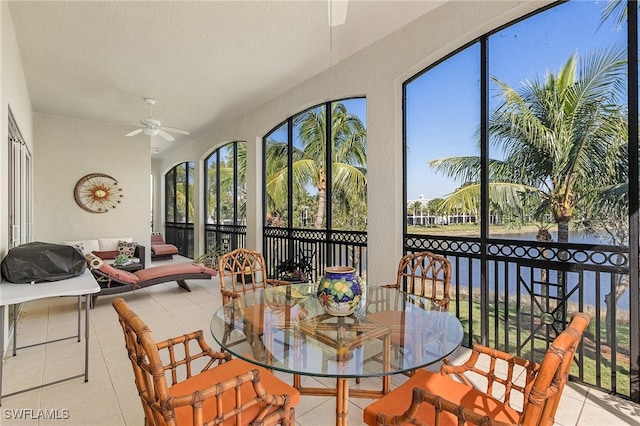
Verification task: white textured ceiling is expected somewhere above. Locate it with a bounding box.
[8,0,444,155]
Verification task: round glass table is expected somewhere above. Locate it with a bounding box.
[210,284,463,426]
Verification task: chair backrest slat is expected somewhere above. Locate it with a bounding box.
[396,251,451,309]
[218,248,270,304]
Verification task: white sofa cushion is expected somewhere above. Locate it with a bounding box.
[98,237,133,251]
[65,239,100,255]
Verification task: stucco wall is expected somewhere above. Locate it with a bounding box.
[1,0,34,351]
[153,1,551,285]
[33,114,152,263]
[1,1,34,259]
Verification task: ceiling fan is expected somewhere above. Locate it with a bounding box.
[125,98,190,142]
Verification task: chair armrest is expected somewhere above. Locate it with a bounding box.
[376,387,516,426]
[156,329,231,385]
[134,244,146,268]
[441,343,539,408]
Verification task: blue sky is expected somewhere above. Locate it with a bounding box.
[405,0,627,201]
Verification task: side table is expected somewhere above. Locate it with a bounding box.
[0,269,100,405]
[113,262,144,272]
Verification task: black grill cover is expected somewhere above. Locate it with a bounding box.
[1,242,86,283]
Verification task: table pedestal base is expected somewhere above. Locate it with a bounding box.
[293,374,390,426]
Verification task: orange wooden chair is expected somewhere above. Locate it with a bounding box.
[394,250,451,308]
[217,248,292,359]
[361,251,452,389]
[217,248,290,304]
[367,251,452,325]
[363,312,590,426]
[112,297,299,426]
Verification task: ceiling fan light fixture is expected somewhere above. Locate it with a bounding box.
[125,98,190,144]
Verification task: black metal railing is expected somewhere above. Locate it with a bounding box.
[204,224,246,255]
[164,222,194,259]
[263,227,367,282]
[262,227,635,398]
[406,234,633,398]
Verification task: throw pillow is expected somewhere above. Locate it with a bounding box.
[92,250,118,260]
[98,237,133,251]
[85,252,104,269]
[117,240,136,259]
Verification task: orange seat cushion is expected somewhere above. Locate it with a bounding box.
[168,358,300,425]
[363,369,520,426]
[151,234,166,245]
[151,244,179,255]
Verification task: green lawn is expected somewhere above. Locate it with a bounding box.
[407,223,557,236]
[453,298,630,397]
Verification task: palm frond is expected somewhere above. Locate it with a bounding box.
[436,182,534,214]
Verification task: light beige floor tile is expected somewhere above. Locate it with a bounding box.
[121,407,144,426]
[552,390,585,425]
[2,350,45,394]
[93,414,126,426]
[578,396,639,425]
[111,377,141,414]
[581,387,640,425]
[0,388,41,426]
[39,383,120,425]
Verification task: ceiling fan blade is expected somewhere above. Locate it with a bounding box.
[158,129,175,142]
[125,128,143,137]
[161,126,190,135]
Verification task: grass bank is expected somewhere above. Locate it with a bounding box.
[407,223,557,236]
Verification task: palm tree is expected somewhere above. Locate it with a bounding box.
[205,142,248,225]
[408,200,422,225]
[266,102,367,229]
[430,47,627,244]
[599,0,629,30]
[174,163,194,222]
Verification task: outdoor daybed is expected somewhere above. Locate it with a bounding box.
[89,261,216,306]
[150,234,179,260]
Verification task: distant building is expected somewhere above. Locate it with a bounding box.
[406,194,478,226]
[406,194,431,226]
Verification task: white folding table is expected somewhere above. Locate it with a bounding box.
[0,269,100,405]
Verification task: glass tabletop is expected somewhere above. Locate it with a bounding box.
[210,283,463,379]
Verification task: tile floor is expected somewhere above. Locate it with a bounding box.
[1,256,639,425]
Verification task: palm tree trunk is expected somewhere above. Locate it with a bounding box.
[315,188,326,229]
[556,219,570,321]
[557,220,570,244]
[536,227,553,283]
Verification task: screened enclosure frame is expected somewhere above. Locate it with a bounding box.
[203,141,247,256]
[164,161,195,258]
[262,98,368,281]
[402,0,640,402]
